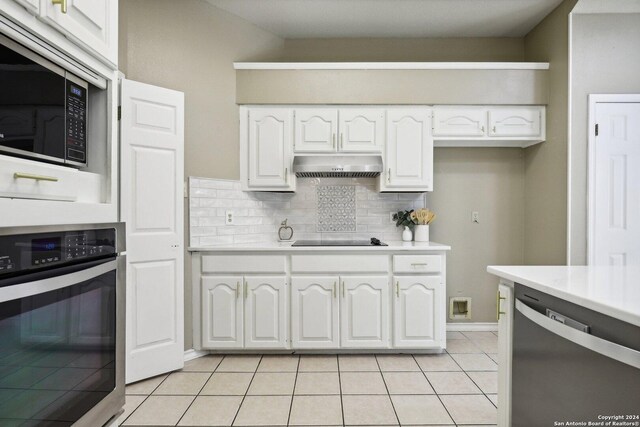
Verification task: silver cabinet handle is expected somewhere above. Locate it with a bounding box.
[387,168,391,184]
[341,280,345,298]
[411,263,428,266]
[285,167,288,183]
[236,281,240,299]
[244,281,248,298]
[515,299,640,369]
[340,133,344,150]
[396,281,399,298]
[481,125,485,133]
[14,172,59,182]
[333,281,337,298]
[332,133,336,149]
[492,126,497,133]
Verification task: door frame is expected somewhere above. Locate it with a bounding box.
[587,94,640,264]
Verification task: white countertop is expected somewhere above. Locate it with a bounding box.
[487,265,640,327]
[189,241,451,252]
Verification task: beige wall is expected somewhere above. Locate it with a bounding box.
[281,38,524,62]
[119,0,284,349]
[236,69,548,105]
[568,12,640,264]
[278,38,527,323]
[522,0,577,265]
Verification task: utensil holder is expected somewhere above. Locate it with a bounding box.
[414,225,429,242]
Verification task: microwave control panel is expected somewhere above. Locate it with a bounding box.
[65,80,87,166]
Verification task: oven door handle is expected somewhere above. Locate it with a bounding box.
[0,259,117,302]
[515,299,640,369]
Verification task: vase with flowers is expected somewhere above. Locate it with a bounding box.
[393,208,436,242]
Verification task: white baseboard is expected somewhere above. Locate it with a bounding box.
[447,322,498,332]
[184,348,208,362]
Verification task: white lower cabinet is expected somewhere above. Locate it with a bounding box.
[201,276,243,348]
[393,276,443,348]
[197,252,448,352]
[244,276,288,349]
[341,276,390,348]
[291,276,340,348]
[497,282,514,427]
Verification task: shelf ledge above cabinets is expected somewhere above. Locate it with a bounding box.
[233,62,550,70]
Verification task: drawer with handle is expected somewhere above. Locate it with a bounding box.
[0,156,79,201]
[393,255,442,273]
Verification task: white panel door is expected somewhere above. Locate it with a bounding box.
[201,276,243,349]
[291,276,339,349]
[42,0,118,65]
[591,102,640,266]
[121,79,184,383]
[338,108,384,152]
[245,276,288,349]
[488,106,542,137]
[393,276,442,348]
[341,276,389,348]
[433,107,487,137]
[385,108,433,189]
[294,108,338,152]
[248,108,294,189]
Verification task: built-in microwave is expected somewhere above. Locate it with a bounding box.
[0,34,88,167]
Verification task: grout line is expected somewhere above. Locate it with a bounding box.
[413,354,457,425]
[337,355,346,427]
[121,370,175,426]
[286,355,301,426]
[174,359,220,426]
[230,355,263,427]
[374,354,401,426]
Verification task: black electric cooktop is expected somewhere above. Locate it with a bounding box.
[292,238,387,247]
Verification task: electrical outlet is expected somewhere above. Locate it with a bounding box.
[472,211,480,223]
[225,210,234,225]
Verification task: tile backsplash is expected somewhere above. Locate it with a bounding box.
[189,177,426,247]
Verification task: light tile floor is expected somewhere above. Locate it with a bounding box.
[118,331,498,426]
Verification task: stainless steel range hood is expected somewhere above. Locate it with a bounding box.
[292,155,383,178]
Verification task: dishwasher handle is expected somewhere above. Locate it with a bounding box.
[515,299,640,369]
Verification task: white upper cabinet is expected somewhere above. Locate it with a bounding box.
[338,108,385,152]
[291,276,340,349]
[201,276,243,349]
[433,107,487,137]
[383,108,433,191]
[489,106,543,137]
[433,105,546,147]
[244,276,288,349]
[393,276,443,348]
[341,276,389,348]
[247,108,294,190]
[294,108,338,152]
[42,0,118,66]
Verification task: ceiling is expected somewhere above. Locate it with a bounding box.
[205,0,565,39]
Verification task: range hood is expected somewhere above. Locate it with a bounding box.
[292,155,383,178]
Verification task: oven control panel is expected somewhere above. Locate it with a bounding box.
[0,228,116,275]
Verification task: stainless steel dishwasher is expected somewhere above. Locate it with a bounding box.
[513,284,640,426]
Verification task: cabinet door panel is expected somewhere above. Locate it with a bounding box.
[201,276,243,349]
[42,0,118,65]
[339,109,384,152]
[248,108,293,189]
[393,276,443,348]
[245,276,287,349]
[341,276,389,348]
[291,276,339,348]
[489,107,542,137]
[294,109,337,152]
[385,109,433,189]
[433,107,487,137]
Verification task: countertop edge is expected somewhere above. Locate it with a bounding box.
[487,266,640,328]
[188,241,451,252]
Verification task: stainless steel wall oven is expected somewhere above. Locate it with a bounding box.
[0,223,125,426]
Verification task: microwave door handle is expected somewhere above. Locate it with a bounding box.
[0,259,116,302]
[515,299,640,369]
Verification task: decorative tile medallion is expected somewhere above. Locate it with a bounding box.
[316,185,357,232]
